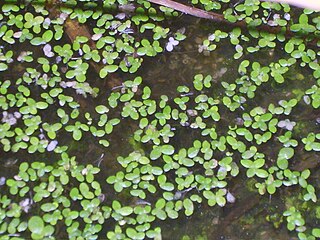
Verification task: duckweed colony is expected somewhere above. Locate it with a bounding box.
[0,0,319,239]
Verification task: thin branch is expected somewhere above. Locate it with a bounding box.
[148,0,226,21]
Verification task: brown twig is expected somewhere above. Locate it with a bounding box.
[149,0,228,22]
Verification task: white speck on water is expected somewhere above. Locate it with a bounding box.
[166,37,179,52]
[278,119,296,131]
[92,33,102,41]
[47,140,58,152]
[227,191,236,203]
[43,44,54,57]
[0,177,5,186]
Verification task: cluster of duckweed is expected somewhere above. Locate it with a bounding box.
[0,0,320,239]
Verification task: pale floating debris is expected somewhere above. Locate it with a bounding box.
[60,81,77,88]
[198,44,209,55]
[59,13,69,21]
[187,109,198,117]
[210,159,218,168]
[190,123,198,129]
[267,14,281,27]
[115,13,126,20]
[303,95,311,105]
[235,117,244,126]
[14,111,21,119]
[208,34,215,41]
[13,31,22,38]
[135,199,151,206]
[180,122,190,127]
[17,51,28,62]
[273,14,280,20]
[132,85,138,93]
[278,119,296,131]
[0,177,5,186]
[2,111,21,125]
[120,28,134,34]
[43,44,54,57]
[47,140,58,152]
[19,198,32,213]
[166,37,179,52]
[119,4,136,13]
[43,17,51,27]
[98,193,106,203]
[42,73,48,81]
[38,133,45,140]
[180,92,194,97]
[267,20,278,27]
[22,135,29,142]
[220,67,228,75]
[92,33,102,41]
[284,13,291,21]
[218,166,227,176]
[43,44,51,52]
[56,56,62,63]
[81,167,88,175]
[226,191,236,203]
[8,118,17,125]
[14,175,22,181]
[173,187,195,200]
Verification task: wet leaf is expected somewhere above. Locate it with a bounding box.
[183,198,194,216]
[278,147,294,160]
[28,216,44,235]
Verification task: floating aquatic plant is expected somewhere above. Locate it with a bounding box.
[0,0,319,239]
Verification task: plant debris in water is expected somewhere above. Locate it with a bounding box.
[0,0,319,239]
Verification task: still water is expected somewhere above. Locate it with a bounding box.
[0,2,319,240]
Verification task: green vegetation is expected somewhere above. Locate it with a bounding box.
[0,0,319,239]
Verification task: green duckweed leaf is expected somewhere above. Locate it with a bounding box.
[28,216,44,235]
[79,182,94,199]
[183,198,194,216]
[100,65,118,78]
[161,145,175,155]
[278,147,294,160]
[117,206,133,216]
[0,63,8,71]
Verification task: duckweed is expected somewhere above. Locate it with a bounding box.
[0,0,320,239]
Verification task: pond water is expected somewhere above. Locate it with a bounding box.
[133,19,319,240]
[0,1,319,240]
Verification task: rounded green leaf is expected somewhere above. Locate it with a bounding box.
[183,198,194,216]
[100,65,118,78]
[161,145,174,155]
[117,206,133,216]
[278,147,294,160]
[73,129,82,141]
[28,216,44,234]
[0,63,8,71]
